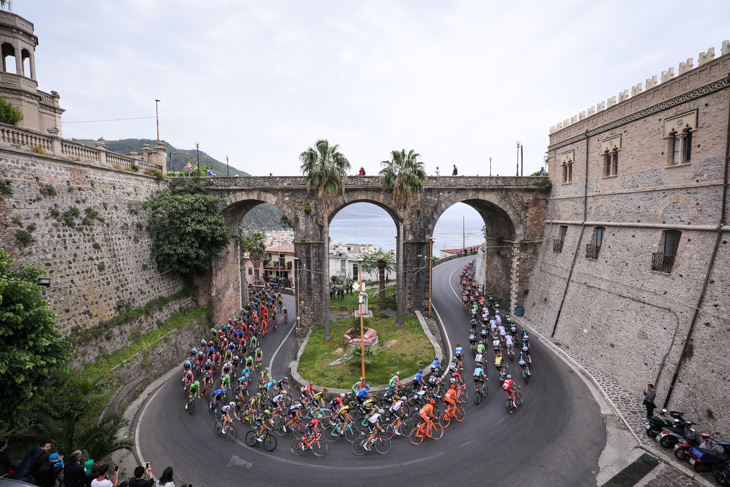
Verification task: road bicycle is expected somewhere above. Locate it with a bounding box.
[410,419,444,445]
[474,381,488,405]
[381,415,414,439]
[352,429,392,455]
[185,393,196,415]
[439,403,465,428]
[505,391,523,414]
[245,428,277,452]
[324,418,361,443]
[290,433,328,456]
[521,364,531,385]
[275,415,305,438]
[214,419,238,442]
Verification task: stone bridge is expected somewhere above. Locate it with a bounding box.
[187,175,549,338]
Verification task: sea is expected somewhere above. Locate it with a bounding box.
[330,202,484,256]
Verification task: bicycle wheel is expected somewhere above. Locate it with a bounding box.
[375,437,391,455]
[398,419,415,438]
[516,392,523,407]
[311,438,327,457]
[380,423,394,440]
[429,422,444,440]
[455,406,466,422]
[410,426,425,445]
[352,439,368,456]
[214,421,223,436]
[344,424,360,443]
[460,388,469,401]
[474,391,482,405]
[324,425,339,443]
[245,430,258,447]
[506,399,515,414]
[263,434,277,452]
[283,394,292,407]
[273,418,287,437]
[290,438,305,456]
[187,400,195,415]
[226,425,238,442]
[291,422,304,439]
[439,412,451,429]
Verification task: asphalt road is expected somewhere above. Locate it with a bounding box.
[137,257,606,486]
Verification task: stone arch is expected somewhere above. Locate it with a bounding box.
[220,189,296,233]
[327,190,401,226]
[427,191,522,241]
[1,42,16,74]
[590,199,616,221]
[654,195,698,223]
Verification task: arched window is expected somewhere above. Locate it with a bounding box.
[1,43,17,74]
[21,48,32,78]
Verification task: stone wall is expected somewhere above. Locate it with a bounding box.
[0,148,185,333]
[524,52,730,433]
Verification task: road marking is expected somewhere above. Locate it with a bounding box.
[430,260,462,379]
[135,383,166,466]
[227,455,253,468]
[269,300,297,372]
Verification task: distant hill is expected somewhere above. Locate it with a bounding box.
[335,202,390,219]
[72,138,250,177]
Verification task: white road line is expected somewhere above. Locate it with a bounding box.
[268,312,296,372]
[430,261,462,379]
[135,383,166,466]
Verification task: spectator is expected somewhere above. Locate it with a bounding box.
[14,439,51,481]
[31,452,56,487]
[435,166,440,176]
[155,467,175,487]
[206,166,213,177]
[85,462,101,487]
[358,167,366,175]
[0,438,17,478]
[539,166,546,176]
[129,465,155,487]
[49,452,65,486]
[91,464,119,487]
[64,450,86,487]
[643,384,656,419]
[452,164,458,176]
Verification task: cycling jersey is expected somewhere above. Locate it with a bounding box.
[477,343,486,353]
[368,412,381,425]
[356,388,369,399]
[455,346,463,356]
[389,400,403,413]
[272,394,284,403]
[221,405,232,415]
[189,383,200,394]
[413,373,423,382]
[505,336,514,347]
[473,367,484,377]
[468,333,476,342]
[389,376,399,388]
[475,353,483,364]
[503,379,515,392]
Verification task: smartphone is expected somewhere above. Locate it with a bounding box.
[145,463,149,469]
[114,466,119,473]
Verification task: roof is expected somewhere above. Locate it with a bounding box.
[266,243,295,254]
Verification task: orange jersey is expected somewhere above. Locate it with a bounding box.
[419,403,434,416]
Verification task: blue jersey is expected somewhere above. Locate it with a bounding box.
[213,389,224,399]
[432,359,440,369]
[208,346,215,355]
[357,388,369,398]
[473,367,484,376]
[414,373,423,382]
[455,346,463,356]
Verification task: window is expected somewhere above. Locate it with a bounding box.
[254,269,259,280]
[604,150,618,176]
[560,225,568,242]
[671,131,692,165]
[664,111,697,166]
[652,231,681,273]
[586,226,605,260]
[559,150,574,184]
[553,225,567,252]
[248,267,252,275]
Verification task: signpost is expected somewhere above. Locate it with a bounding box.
[186,161,193,176]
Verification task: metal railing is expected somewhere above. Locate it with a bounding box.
[553,239,563,253]
[585,243,600,260]
[651,252,675,274]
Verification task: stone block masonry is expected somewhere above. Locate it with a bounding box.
[0,148,185,333]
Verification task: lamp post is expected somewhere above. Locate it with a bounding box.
[195,142,200,177]
[294,257,301,335]
[429,239,433,318]
[516,141,521,176]
[155,99,160,146]
[225,155,229,177]
[358,259,365,378]
[489,156,492,177]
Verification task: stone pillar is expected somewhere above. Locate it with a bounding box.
[29,52,35,80]
[509,242,521,314]
[156,143,168,175]
[483,236,512,306]
[95,138,107,166]
[404,240,430,313]
[295,240,328,336]
[14,42,22,76]
[209,236,242,325]
[395,222,405,327]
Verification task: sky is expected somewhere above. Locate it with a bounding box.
[16,0,730,177]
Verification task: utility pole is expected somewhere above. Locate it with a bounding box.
[516,141,521,176]
[429,239,433,318]
[358,259,365,378]
[195,142,200,176]
[226,155,229,177]
[489,156,492,177]
[521,144,524,176]
[462,216,465,253]
[294,257,300,335]
[155,99,160,146]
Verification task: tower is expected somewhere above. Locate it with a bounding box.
[0,9,63,134]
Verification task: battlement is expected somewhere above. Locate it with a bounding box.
[549,40,730,135]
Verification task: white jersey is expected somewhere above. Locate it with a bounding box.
[368,412,382,424]
[505,335,514,347]
[493,338,501,349]
[389,400,403,413]
[475,353,483,363]
[499,326,506,337]
[482,309,489,320]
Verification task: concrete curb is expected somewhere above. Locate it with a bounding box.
[289,311,442,397]
[513,315,713,487]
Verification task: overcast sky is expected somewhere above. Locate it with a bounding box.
[17,0,730,177]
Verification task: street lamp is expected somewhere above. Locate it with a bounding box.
[358,258,365,378]
[155,99,161,146]
[516,141,521,176]
[195,142,200,177]
[489,156,492,177]
[225,155,229,177]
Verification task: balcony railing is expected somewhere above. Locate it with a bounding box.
[651,252,675,274]
[585,243,600,260]
[553,239,563,253]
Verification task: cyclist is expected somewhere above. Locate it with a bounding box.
[312,388,328,409]
[231,354,240,375]
[427,373,442,398]
[505,333,515,357]
[304,418,320,443]
[477,340,486,355]
[474,350,484,370]
[473,365,487,392]
[443,385,459,412]
[479,325,489,342]
[183,368,194,394]
[277,376,290,393]
[492,335,501,353]
[203,368,213,396]
[283,307,288,323]
[186,381,200,409]
[521,342,532,363]
[245,354,254,370]
[519,351,531,376]
[388,395,407,421]
[503,375,520,408]
[468,331,477,352]
[195,349,205,370]
[284,401,303,433]
[351,377,366,396]
[329,393,345,414]
[213,349,222,369]
[388,372,402,393]
[413,370,424,392]
[363,408,384,451]
[431,357,441,373]
[222,361,232,378]
[254,409,273,441]
[356,384,371,404]
[418,398,437,426]
[235,385,246,407]
[221,401,239,434]
[254,347,263,368]
[220,373,231,391]
[212,388,226,408]
[454,345,464,368]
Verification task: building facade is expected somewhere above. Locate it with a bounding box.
[523,42,730,432]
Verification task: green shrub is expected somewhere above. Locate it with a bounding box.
[39,184,57,196]
[97,263,106,272]
[15,229,34,244]
[0,96,23,126]
[102,202,108,210]
[26,223,36,232]
[47,208,60,219]
[93,242,101,250]
[152,170,165,182]
[11,216,21,226]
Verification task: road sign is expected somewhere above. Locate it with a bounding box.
[186,161,193,175]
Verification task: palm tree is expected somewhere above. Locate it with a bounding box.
[78,414,135,462]
[300,139,351,340]
[360,249,395,311]
[379,149,427,209]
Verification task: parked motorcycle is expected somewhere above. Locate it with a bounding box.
[687,441,730,473]
[656,419,697,449]
[715,462,730,486]
[644,410,685,439]
[674,433,715,461]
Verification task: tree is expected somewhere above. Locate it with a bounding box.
[379,149,427,209]
[76,414,135,461]
[300,139,351,340]
[238,229,267,305]
[0,248,69,431]
[0,96,23,126]
[147,188,230,276]
[360,249,395,311]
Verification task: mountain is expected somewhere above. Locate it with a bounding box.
[334,202,390,219]
[72,138,250,177]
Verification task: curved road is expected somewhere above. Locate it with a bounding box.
[137,257,606,486]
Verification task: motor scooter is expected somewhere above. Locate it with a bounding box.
[687,441,730,473]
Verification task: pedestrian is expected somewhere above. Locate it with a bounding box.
[358,167,366,175]
[206,166,213,177]
[64,451,86,487]
[155,467,175,487]
[129,465,155,487]
[539,166,546,176]
[91,464,119,487]
[0,438,17,478]
[14,439,51,482]
[31,452,56,487]
[643,384,656,418]
[435,166,440,176]
[452,164,458,176]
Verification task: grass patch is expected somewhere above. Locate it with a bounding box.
[78,305,212,386]
[298,313,432,389]
[330,284,397,311]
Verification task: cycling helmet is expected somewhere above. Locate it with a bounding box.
[506,375,512,379]
[229,402,236,407]
[191,348,197,354]
[418,369,423,374]
[264,409,271,415]
[434,357,439,361]
[256,392,262,398]
[339,393,346,398]
[401,396,406,401]
[365,384,370,389]
[360,377,365,381]
[396,371,401,376]
[312,419,319,426]
[322,388,328,393]
[429,398,436,404]
[283,377,288,381]
[309,380,313,385]
[378,408,384,414]
[208,341,213,346]
[193,380,200,386]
